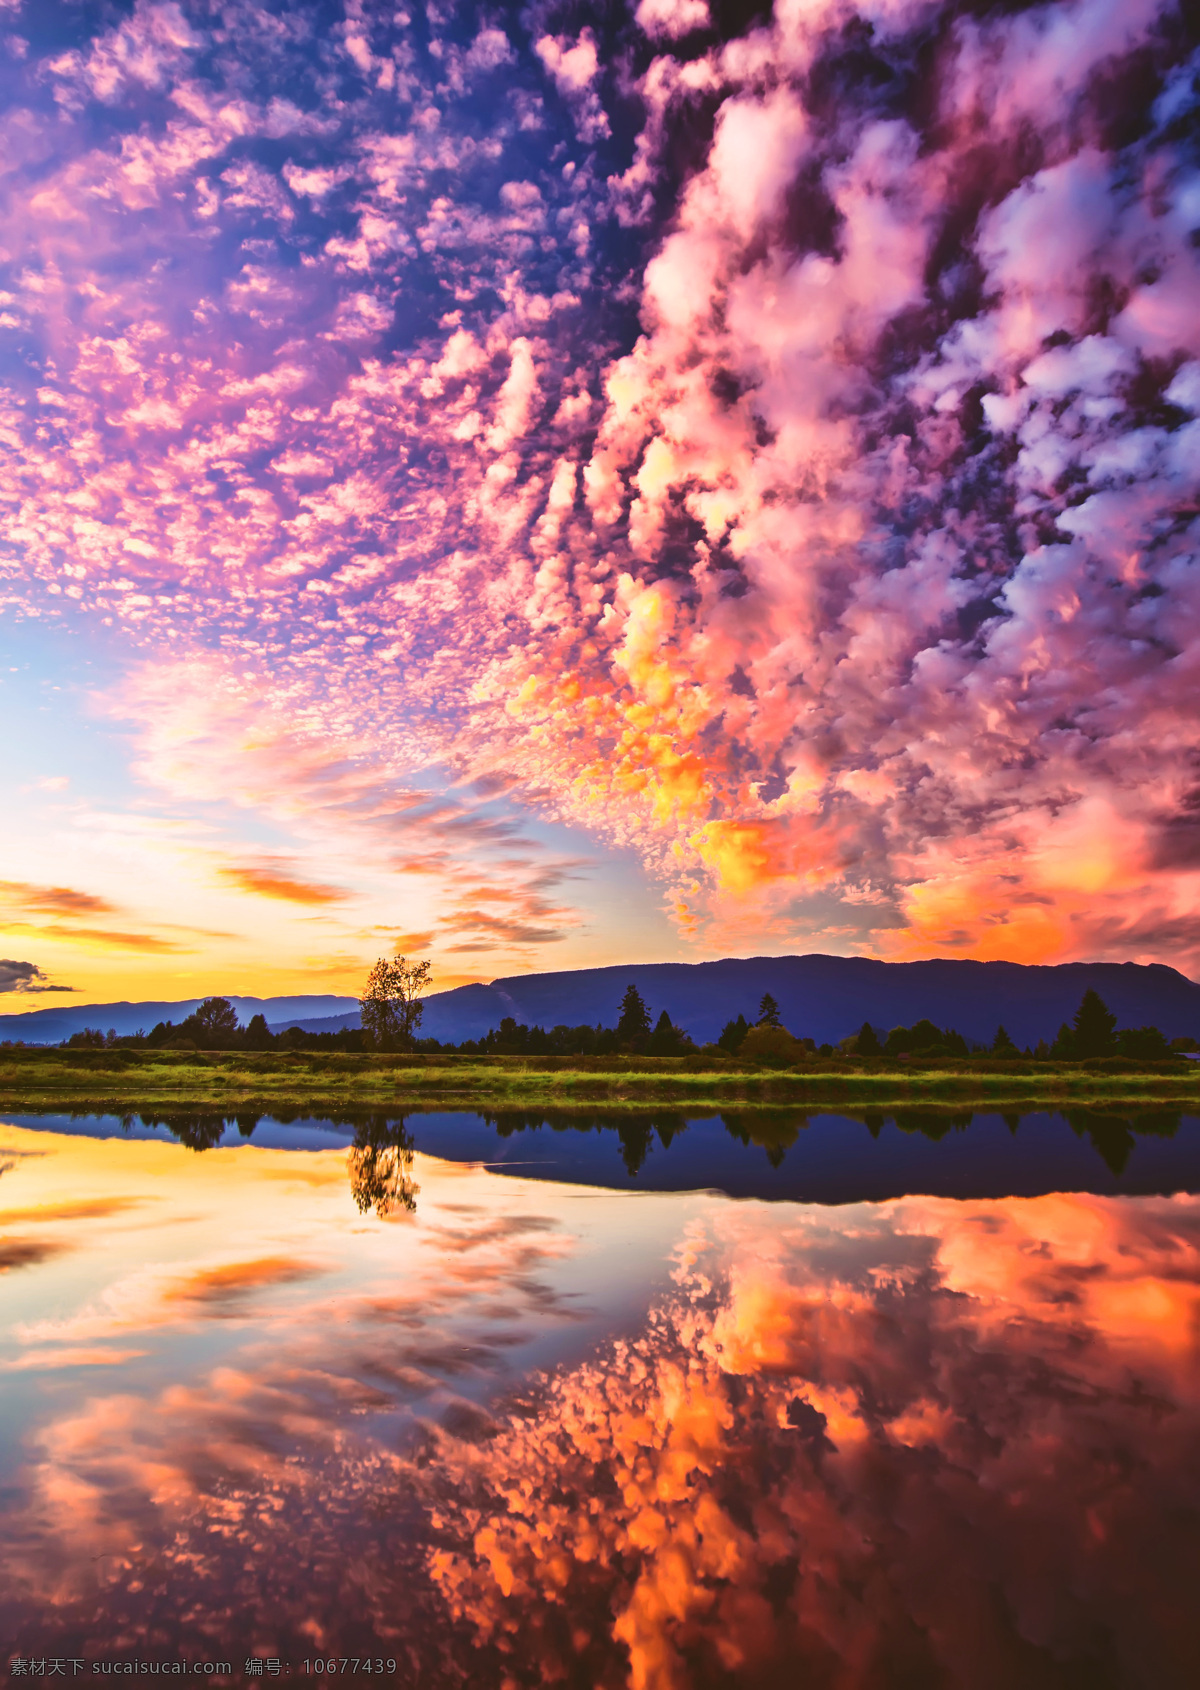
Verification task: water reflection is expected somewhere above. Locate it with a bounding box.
[488,1109,693,1177]
[348,1115,419,1216]
[472,1101,1199,1197]
[1062,1105,1180,1174]
[7,1102,1200,1207]
[422,1195,1200,1689]
[0,1117,1196,1686]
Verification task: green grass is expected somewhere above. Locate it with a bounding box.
[2,1046,1198,1115]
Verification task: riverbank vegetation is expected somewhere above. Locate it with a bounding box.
[2,1044,1198,1115]
[3,978,1196,1119]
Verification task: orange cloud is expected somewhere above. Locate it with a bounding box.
[0,880,118,916]
[0,921,192,954]
[218,860,349,905]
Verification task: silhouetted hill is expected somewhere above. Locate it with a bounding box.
[0,994,359,1044]
[416,957,1200,1047]
[281,957,1200,1049]
[6,958,1200,1049]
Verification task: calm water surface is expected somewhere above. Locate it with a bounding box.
[2,1107,1198,1688]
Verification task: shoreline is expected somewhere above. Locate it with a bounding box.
[2,1049,1198,1114]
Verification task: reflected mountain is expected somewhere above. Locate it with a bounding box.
[5,1101,1199,1206]
[468,1103,1192,1198]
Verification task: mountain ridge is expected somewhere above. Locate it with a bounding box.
[6,957,1200,1048]
[0,994,359,1044]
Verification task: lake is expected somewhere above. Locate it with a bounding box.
[2,1106,1197,1687]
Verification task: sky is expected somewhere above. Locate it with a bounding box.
[0,0,1198,1008]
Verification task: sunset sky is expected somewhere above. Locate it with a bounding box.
[2,0,1199,1008]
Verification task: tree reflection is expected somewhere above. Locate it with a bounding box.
[720,1111,806,1165]
[347,1115,419,1217]
[606,1114,690,1175]
[481,1109,689,1176]
[888,1106,974,1139]
[1064,1108,1181,1176]
[13,1099,1192,1192]
[146,1112,228,1151]
[616,1116,655,1176]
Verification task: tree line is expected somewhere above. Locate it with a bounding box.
[835,988,1189,1061]
[60,996,277,1051]
[50,972,1196,1063]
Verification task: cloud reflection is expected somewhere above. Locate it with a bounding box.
[1,1124,1196,1683]
[424,1194,1200,1688]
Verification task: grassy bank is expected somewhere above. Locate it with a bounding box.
[2,1046,1199,1114]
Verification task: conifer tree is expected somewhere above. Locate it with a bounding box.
[758,992,782,1026]
[1070,990,1117,1058]
[648,1009,688,1056]
[717,1014,749,1054]
[243,1013,274,1050]
[617,983,651,1039]
[856,1020,882,1057]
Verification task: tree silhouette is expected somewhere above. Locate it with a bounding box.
[884,1019,968,1058]
[758,992,782,1026]
[1065,1109,1134,1176]
[648,1009,689,1055]
[1071,990,1117,1058]
[617,984,651,1039]
[991,1025,1018,1055]
[194,998,240,1038]
[856,1021,882,1057]
[1116,1024,1172,1059]
[243,1013,274,1049]
[718,1014,749,1053]
[359,956,432,1049]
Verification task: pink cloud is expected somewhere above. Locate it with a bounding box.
[635,0,711,40]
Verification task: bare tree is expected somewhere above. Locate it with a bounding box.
[359,956,432,1050]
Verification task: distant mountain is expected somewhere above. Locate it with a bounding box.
[269,956,1200,1050]
[413,957,1200,1048]
[6,957,1200,1049]
[0,995,359,1045]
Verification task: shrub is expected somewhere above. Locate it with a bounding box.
[739,1024,804,1062]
